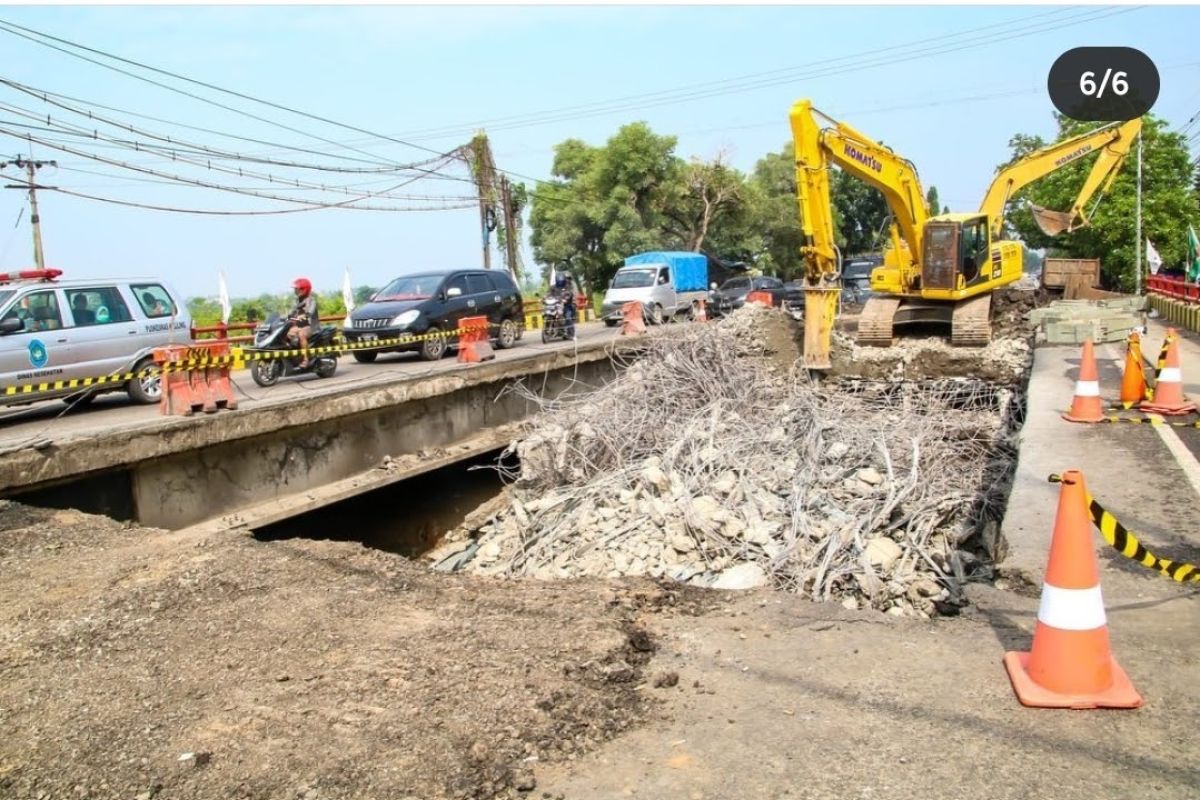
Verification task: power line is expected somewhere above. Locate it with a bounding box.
[0,78,456,175]
[0,17,456,170]
[0,127,478,209]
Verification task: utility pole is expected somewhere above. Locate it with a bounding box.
[1135,132,1143,296]
[1,156,57,270]
[500,175,518,282]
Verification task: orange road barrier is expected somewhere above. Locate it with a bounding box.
[1062,339,1105,423]
[154,341,237,416]
[1003,470,1142,709]
[457,315,495,363]
[620,301,647,336]
[745,291,774,308]
[1118,331,1148,409]
[1139,328,1196,415]
[694,299,708,323]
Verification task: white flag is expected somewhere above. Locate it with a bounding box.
[1147,238,1163,275]
[217,270,232,324]
[342,267,355,314]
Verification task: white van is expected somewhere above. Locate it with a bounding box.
[0,270,191,406]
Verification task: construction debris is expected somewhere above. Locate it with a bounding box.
[1029,297,1147,344]
[434,306,1022,618]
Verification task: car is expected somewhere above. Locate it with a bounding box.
[706,276,788,318]
[0,269,191,406]
[840,255,882,304]
[342,269,524,362]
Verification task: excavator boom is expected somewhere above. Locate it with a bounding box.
[980,118,1142,238]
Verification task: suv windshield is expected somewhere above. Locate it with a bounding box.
[0,290,13,310]
[720,278,750,291]
[612,269,656,289]
[374,275,443,302]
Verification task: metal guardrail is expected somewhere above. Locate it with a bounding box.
[1146,275,1200,303]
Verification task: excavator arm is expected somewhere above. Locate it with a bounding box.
[788,99,931,368]
[979,118,1142,238]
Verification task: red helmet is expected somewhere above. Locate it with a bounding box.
[292,277,312,294]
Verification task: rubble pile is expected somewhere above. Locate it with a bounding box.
[830,330,1033,384]
[433,306,1021,617]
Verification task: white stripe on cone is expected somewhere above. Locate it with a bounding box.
[1074,380,1100,397]
[1158,367,1182,383]
[1037,583,1107,631]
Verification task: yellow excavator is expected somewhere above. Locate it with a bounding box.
[788,98,1142,368]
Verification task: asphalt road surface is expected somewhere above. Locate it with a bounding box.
[0,321,620,448]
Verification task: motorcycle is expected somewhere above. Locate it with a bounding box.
[247,312,340,387]
[540,295,574,343]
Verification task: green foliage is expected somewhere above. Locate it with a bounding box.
[925,186,940,218]
[185,285,377,329]
[1004,114,1199,290]
[529,123,762,291]
[831,167,888,255]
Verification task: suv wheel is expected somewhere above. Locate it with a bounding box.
[496,318,518,349]
[420,327,448,361]
[126,357,162,404]
[352,350,378,364]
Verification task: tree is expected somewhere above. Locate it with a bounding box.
[662,152,750,252]
[925,186,940,218]
[1004,113,1200,290]
[746,143,805,279]
[831,168,889,255]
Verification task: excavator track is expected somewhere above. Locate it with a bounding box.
[856,297,900,347]
[950,293,992,347]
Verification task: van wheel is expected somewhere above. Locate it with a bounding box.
[127,358,162,404]
[648,304,664,325]
[352,350,378,364]
[420,327,447,361]
[604,318,619,328]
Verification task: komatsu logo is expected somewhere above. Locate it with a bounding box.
[843,144,882,173]
[1054,144,1093,167]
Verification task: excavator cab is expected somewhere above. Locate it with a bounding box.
[920,215,992,291]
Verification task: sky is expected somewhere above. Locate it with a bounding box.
[0,3,1196,301]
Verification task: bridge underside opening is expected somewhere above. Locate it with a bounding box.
[251,448,513,557]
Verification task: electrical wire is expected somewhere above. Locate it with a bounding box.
[0,17,456,170]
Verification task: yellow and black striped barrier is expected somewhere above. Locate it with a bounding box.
[1049,473,1200,584]
[1098,414,1200,427]
[1,325,477,399]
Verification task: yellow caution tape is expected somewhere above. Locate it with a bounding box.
[1048,474,1200,584]
[1,324,481,398]
[1097,414,1200,428]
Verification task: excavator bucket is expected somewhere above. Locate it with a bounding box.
[803,287,839,370]
[1030,204,1077,237]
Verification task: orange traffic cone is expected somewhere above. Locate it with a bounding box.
[1139,329,1195,415]
[694,299,708,323]
[1118,331,1148,409]
[1062,339,1105,423]
[620,300,647,336]
[1003,470,1142,709]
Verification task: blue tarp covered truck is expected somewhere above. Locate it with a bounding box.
[600,251,711,326]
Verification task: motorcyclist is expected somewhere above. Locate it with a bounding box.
[551,273,576,339]
[288,277,319,368]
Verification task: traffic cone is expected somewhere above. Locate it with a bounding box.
[1003,470,1142,709]
[1118,331,1148,409]
[1139,329,1195,415]
[694,299,708,323]
[1062,339,1105,423]
[620,300,646,336]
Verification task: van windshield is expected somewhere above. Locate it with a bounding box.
[612,269,656,289]
[374,275,441,302]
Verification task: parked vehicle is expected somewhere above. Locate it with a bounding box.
[342,269,524,362]
[600,251,709,326]
[0,269,190,406]
[707,276,788,318]
[840,255,882,304]
[245,312,339,386]
[540,295,572,343]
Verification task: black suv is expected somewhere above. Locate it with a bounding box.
[343,269,524,362]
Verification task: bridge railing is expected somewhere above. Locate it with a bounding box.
[1146,275,1200,303]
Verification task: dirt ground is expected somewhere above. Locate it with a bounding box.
[2,500,1197,800]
